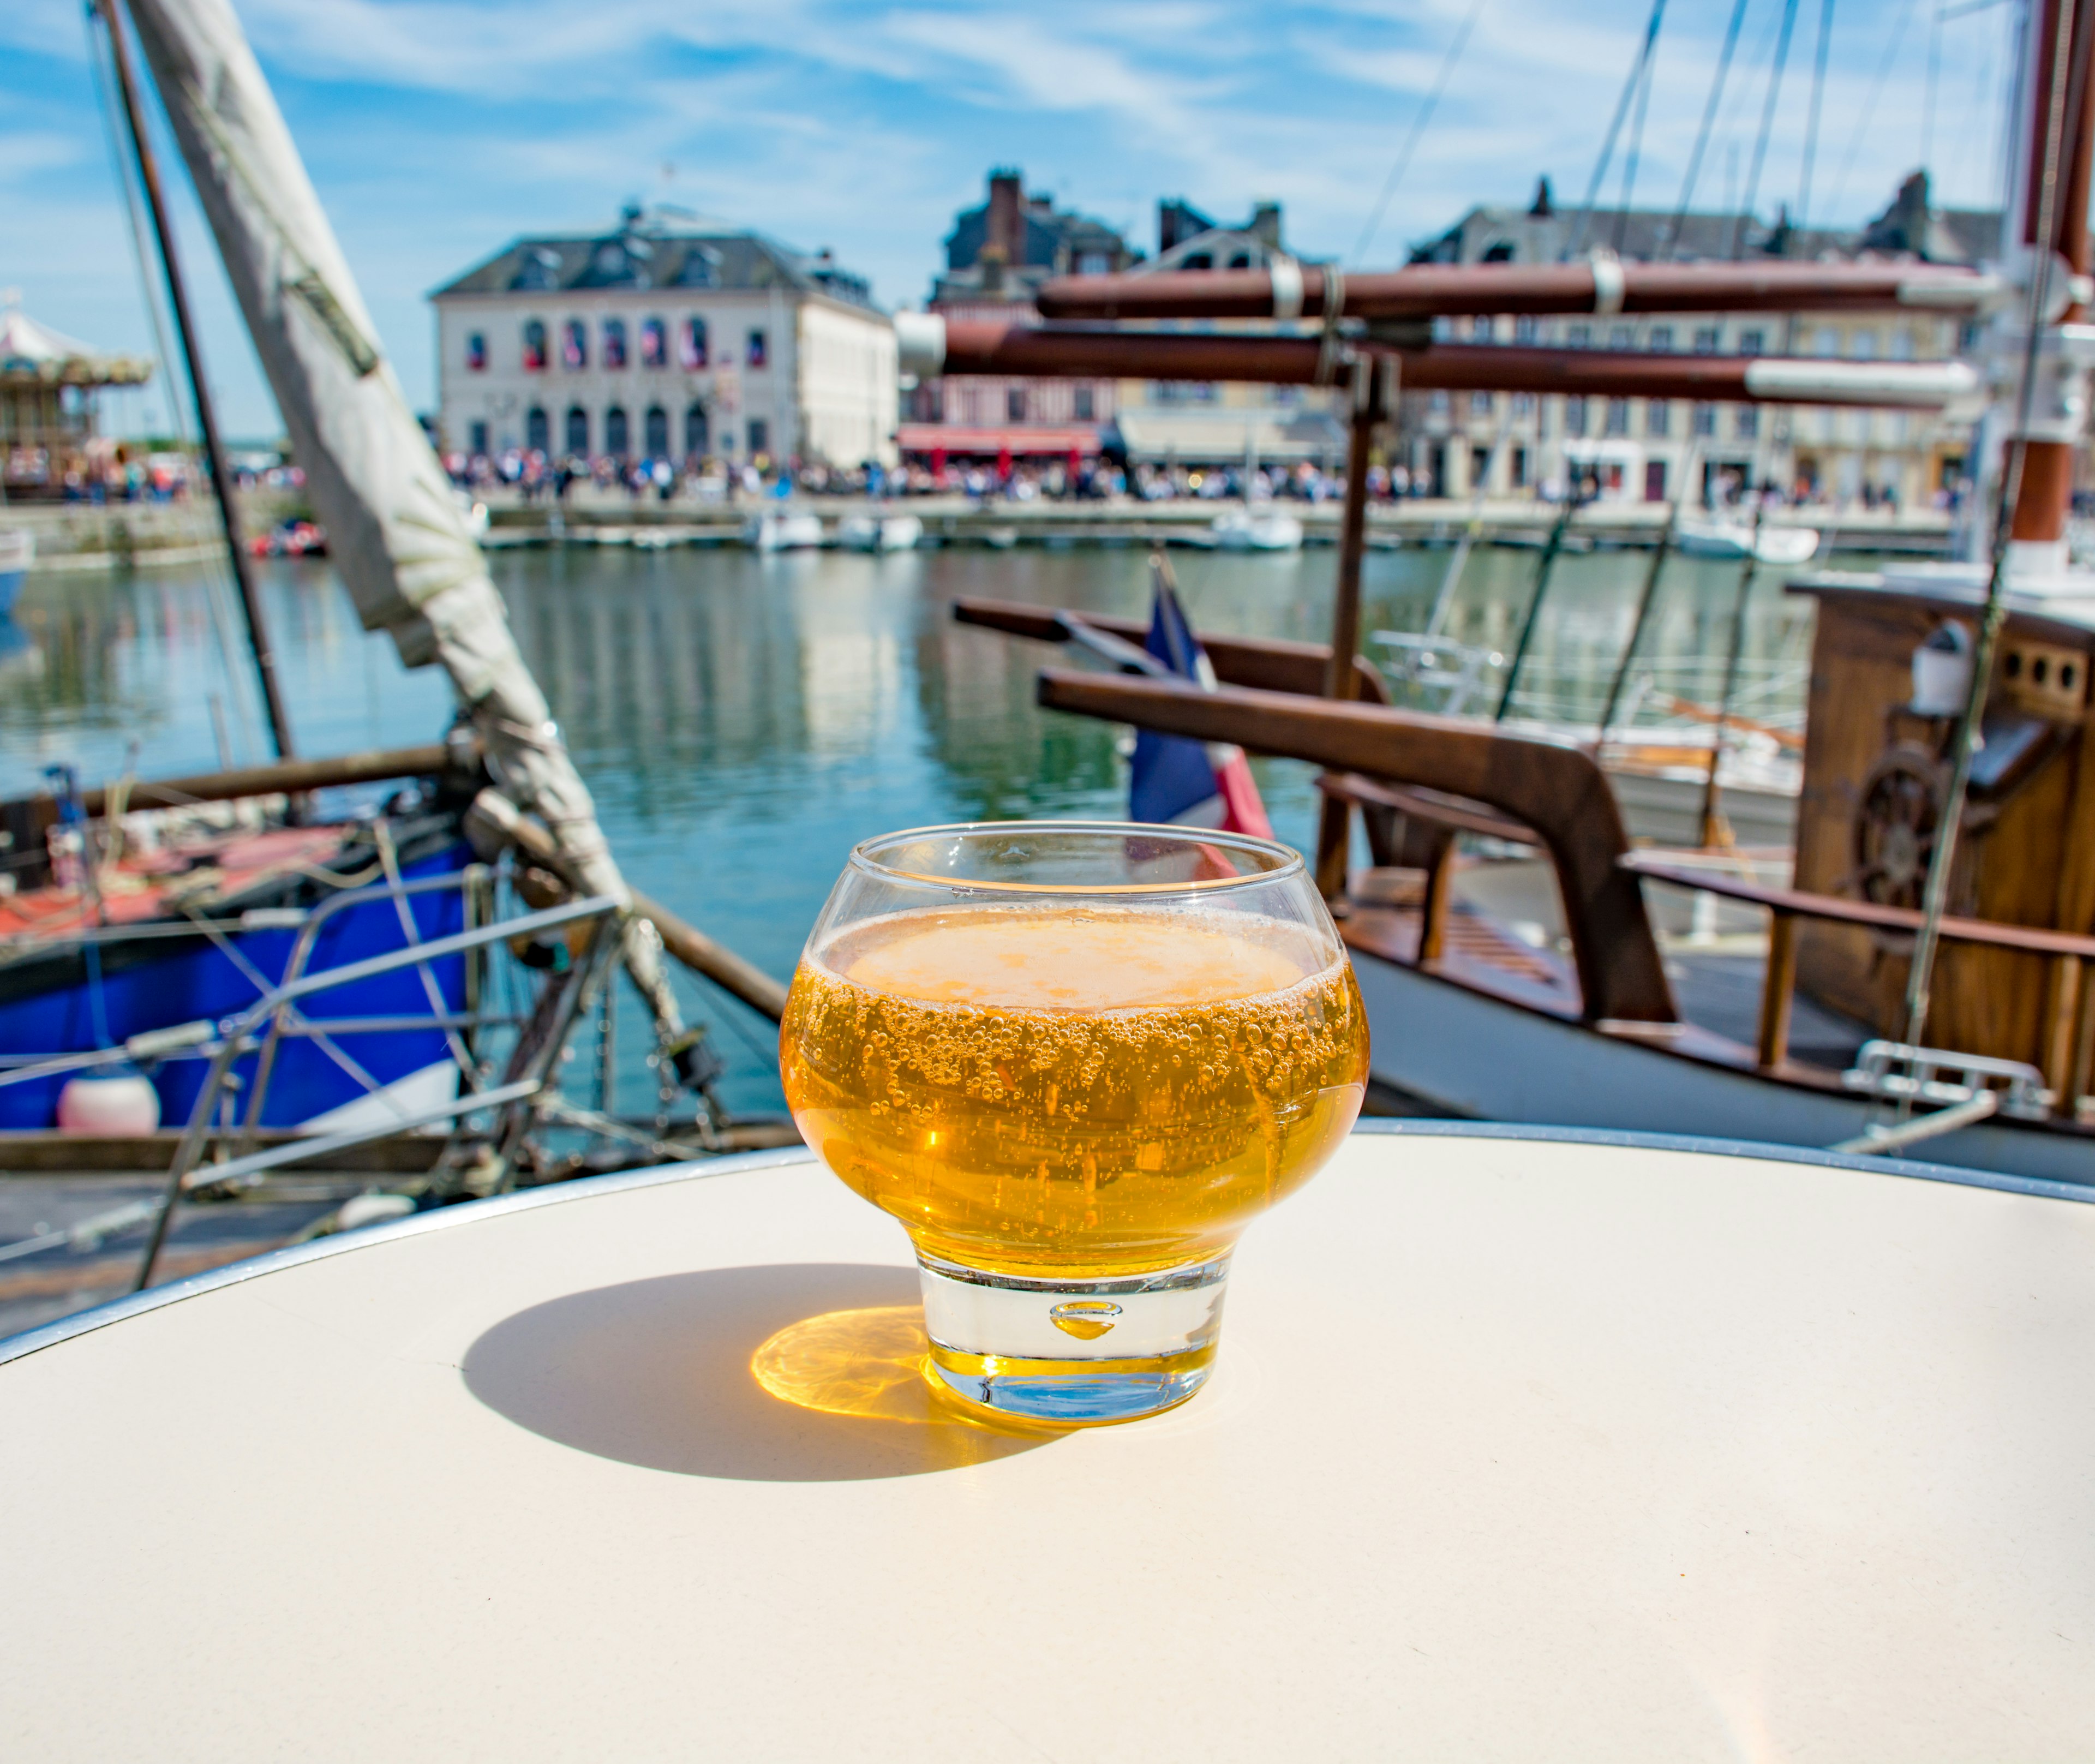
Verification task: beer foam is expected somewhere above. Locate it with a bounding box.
[825,908,1320,1010]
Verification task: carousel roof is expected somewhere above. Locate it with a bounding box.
[0,304,153,387]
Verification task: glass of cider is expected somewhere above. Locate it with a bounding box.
[780,822,1369,1425]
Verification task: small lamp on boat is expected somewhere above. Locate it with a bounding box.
[1912,621,1974,717]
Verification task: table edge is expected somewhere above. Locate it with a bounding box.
[2,1126,2085,1370]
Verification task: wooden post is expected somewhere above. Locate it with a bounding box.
[1418,832,1459,966]
[2040,953,2084,1102]
[1757,908,1800,1069]
[1315,359,1387,906]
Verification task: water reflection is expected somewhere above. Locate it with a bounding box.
[0,540,1835,1113]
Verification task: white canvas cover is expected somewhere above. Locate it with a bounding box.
[123,0,687,1044]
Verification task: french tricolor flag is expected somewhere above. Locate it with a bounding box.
[1128,583,1274,839]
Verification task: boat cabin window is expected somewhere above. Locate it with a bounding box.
[565,405,589,455]
[604,405,629,456]
[522,319,547,372]
[747,328,768,369]
[682,318,709,369]
[645,404,669,458]
[466,332,487,372]
[641,318,667,368]
[603,319,628,369]
[562,319,588,370]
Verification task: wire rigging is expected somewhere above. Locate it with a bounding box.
[1795,0,1837,230]
[1824,0,1920,224]
[1352,0,1491,264]
[1612,23,1661,253]
[1567,0,1669,260]
[1728,0,1802,258]
[1663,0,1752,258]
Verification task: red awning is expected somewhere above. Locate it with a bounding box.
[896,424,1100,457]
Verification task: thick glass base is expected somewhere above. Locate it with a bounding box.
[915,1251,1231,1425]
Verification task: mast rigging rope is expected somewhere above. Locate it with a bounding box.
[1567,0,1669,261]
[1729,0,1802,259]
[1663,0,1752,259]
[1352,0,1491,264]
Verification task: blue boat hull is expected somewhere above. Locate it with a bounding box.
[0,842,470,1131]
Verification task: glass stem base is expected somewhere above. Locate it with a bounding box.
[915,1251,1232,1424]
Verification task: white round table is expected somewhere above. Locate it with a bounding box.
[4,1126,2093,1759]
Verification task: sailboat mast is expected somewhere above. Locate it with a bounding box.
[92,0,296,760]
[2006,0,2095,556]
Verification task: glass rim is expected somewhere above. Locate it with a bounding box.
[845,820,1306,896]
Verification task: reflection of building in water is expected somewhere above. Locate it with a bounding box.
[1,298,153,498]
[1397,172,1996,509]
[432,206,895,469]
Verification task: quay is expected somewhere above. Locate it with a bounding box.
[7,488,1959,569]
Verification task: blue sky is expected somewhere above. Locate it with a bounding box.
[2,0,2021,436]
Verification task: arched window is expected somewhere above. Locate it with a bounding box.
[1226,252,1252,270]
[681,317,708,369]
[640,317,667,369]
[644,405,669,458]
[565,405,589,456]
[522,320,547,372]
[602,318,627,369]
[526,405,549,452]
[466,332,487,371]
[562,319,588,370]
[1481,241,1516,262]
[604,405,630,456]
[684,402,709,458]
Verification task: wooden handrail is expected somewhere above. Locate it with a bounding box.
[1035,668,1674,1024]
[953,596,1391,705]
[1620,852,2095,961]
[1317,772,1539,846]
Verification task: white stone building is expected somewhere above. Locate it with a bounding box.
[431,208,896,468]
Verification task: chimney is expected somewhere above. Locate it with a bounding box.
[987,169,1024,266]
[1248,201,1283,250]
[1530,176,1554,218]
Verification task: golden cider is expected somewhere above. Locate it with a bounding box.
[780,906,1369,1275]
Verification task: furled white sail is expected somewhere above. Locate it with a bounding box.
[122,0,688,1049]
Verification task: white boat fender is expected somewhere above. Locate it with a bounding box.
[334,1193,418,1232]
[56,1071,161,1137]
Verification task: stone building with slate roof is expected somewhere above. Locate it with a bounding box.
[1397,173,1999,510]
[431,207,896,468]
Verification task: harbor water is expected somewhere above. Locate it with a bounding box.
[0,539,1839,1115]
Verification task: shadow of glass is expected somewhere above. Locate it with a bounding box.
[462,1261,1066,1482]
